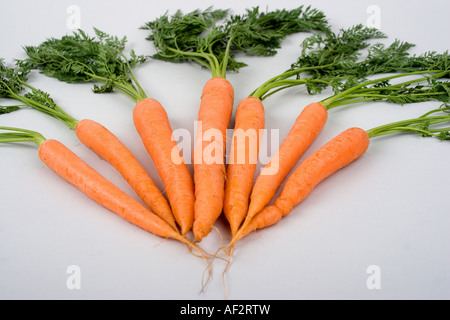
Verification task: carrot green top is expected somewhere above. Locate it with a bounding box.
[22,29,148,103]
[0,59,79,129]
[141,6,330,78]
[365,105,450,140]
[248,24,450,108]
[0,126,46,146]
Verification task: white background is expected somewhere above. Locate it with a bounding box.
[0,0,449,300]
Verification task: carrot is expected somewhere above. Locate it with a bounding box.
[75,119,178,231]
[233,31,450,238]
[20,32,189,232]
[223,97,265,236]
[192,77,234,241]
[142,6,330,241]
[0,60,178,232]
[0,127,206,254]
[232,206,283,244]
[232,106,450,243]
[133,98,195,235]
[229,127,369,246]
[275,127,369,215]
[237,102,328,234]
[39,138,185,239]
[0,126,214,289]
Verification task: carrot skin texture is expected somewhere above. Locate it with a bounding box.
[134,98,195,235]
[38,139,181,240]
[223,97,265,236]
[193,77,234,242]
[75,119,178,231]
[235,127,370,241]
[274,127,370,215]
[235,206,283,243]
[246,103,328,222]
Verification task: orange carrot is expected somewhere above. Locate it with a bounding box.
[133,98,195,235]
[239,102,328,233]
[38,138,186,239]
[40,138,212,274]
[1,127,212,284]
[233,206,283,243]
[223,97,265,236]
[192,77,234,242]
[231,127,370,245]
[75,119,178,231]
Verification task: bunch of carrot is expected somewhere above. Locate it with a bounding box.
[1,5,449,294]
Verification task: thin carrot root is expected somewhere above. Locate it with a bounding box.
[212,225,225,249]
[221,245,234,300]
[174,235,214,293]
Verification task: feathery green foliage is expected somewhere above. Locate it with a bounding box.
[0,58,30,96]
[248,24,449,110]
[321,66,450,109]
[141,6,330,78]
[366,105,450,140]
[293,24,388,72]
[0,106,21,114]
[0,60,79,129]
[22,28,148,102]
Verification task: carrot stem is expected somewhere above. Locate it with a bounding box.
[320,70,449,108]
[83,72,143,103]
[366,107,450,138]
[166,47,219,78]
[250,64,336,99]
[114,49,148,100]
[0,126,46,145]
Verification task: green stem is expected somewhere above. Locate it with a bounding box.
[115,49,148,100]
[321,70,449,109]
[365,109,450,139]
[205,43,222,77]
[252,78,334,100]
[0,126,46,146]
[166,47,219,78]
[258,84,299,101]
[84,72,142,103]
[8,92,79,130]
[326,91,447,109]
[325,97,378,109]
[19,81,68,115]
[219,37,233,79]
[51,52,145,102]
[250,64,336,99]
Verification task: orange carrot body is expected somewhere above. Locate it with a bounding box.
[223,97,265,236]
[234,127,370,242]
[235,206,283,242]
[133,98,195,235]
[75,119,177,231]
[193,77,234,241]
[244,103,328,226]
[38,139,182,240]
[274,127,370,215]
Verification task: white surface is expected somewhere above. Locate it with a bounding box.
[1,0,449,300]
